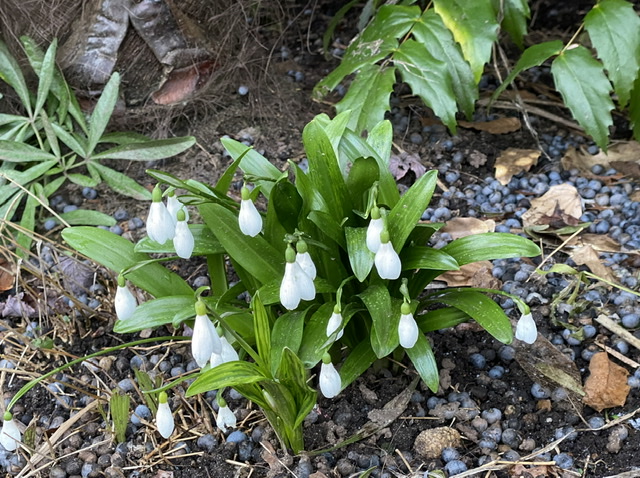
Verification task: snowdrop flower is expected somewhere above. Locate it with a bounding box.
[295,239,316,279]
[114,274,137,321]
[398,302,419,349]
[515,312,537,344]
[366,206,384,253]
[216,397,237,433]
[326,305,344,339]
[173,209,194,259]
[374,230,401,280]
[155,392,174,439]
[210,334,239,368]
[238,186,262,237]
[166,190,188,223]
[0,412,21,451]
[280,245,315,309]
[319,353,341,399]
[147,185,175,244]
[192,301,222,367]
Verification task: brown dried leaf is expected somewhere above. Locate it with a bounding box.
[494,148,541,185]
[0,258,14,292]
[441,217,496,239]
[570,245,616,282]
[583,352,630,411]
[510,464,558,478]
[521,184,583,229]
[459,117,521,134]
[438,261,499,288]
[572,234,624,253]
[389,152,426,180]
[561,141,640,175]
[2,293,37,318]
[469,150,487,168]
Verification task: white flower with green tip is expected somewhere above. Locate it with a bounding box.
[216,397,237,433]
[398,302,419,349]
[147,185,175,244]
[155,392,174,439]
[238,186,262,237]
[326,305,344,339]
[319,353,341,399]
[295,239,316,280]
[166,190,188,223]
[515,312,537,344]
[0,412,21,451]
[374,230,401,280]
[192,301,222,367]
[173,209,194,259]
[366,206,384,253]
[114,275,137,321]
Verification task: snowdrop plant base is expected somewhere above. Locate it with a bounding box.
[62,112,541,452]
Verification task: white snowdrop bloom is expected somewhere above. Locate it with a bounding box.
[295,239,316,279]
[294,259,316,301]
[210,335,239,368]
[216,401,237,433]
[173,210,194,259]
[374,232,401,280]
[366,206,384,253]
[114,276,137,321]
[0,412,21,451]
[147,186,175,244]
[238,186,262,237]
[155,392,174,439]
[319,354,341,399]
[398,303,419,349]
[515,312,537,344]
[166,192,188,223]
[280,261,301,310]
[192,301,222,367]
[326,306,344,339]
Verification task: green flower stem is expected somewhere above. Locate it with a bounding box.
[7,336,187,412]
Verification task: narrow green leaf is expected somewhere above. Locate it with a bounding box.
[358,284,399,359]
[335,64,396,134]
[51,123,88,157]
[40,111,61,158]
[0,40,32,115]
[114,296,194,333]
[58,209,116,226]
[322,0,360,55]
[88,162,152,200]
[252,295,271,371]
[221,137,282,198]
[61,226,193,297]
[492,40,564,101]
[99,132,152,145]
[551,46,615,150]
[388,170,438,250]
[417,307,470,333]
[186,361,266,396]
[0,160,56,188]
[0,114,28,127]
[339,339,377,390]
[345,227,375,282]
[270,178,303,233]
[270,310,306,375]
[88,73,120,154]
[433,0,499,83]
[92,136,196,161]
[395,40,458,133]
[67,173,99,188]
[215,145,251,194]
[414,11,478,119]
[345,156,379,211]
[584,0,640,107]
[42,176,65,198]
[110,389,130,443]
[199,203,282,285]
[0,140,57,162]
[298,303,337,367]
[442,232,540,266]
[135,224,224,255]
[501,0,530,49]
[307,210,346,248]
[16,192,38,256]
[631,78,640,140]
[405,334,439,392]
[400,246,459,271]
[33,39,57,118]
[365,121,393,172]
[426,289,513,343]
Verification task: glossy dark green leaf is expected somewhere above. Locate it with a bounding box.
[270,310,306,375]
[339,339,377,390]
[501,0,530,49]
[114,296,194,333]
[405,334,439,392]
[61,226,192,297]
[186,361,266,396]
[345,156,379,211]
[416,306,470,333]
[345,227,375,282]
[252,295,271,371]
[199,202,282,285]
[135,224,224,255]
[358,284,399,358]
[401,246,459,271]
[298,303,336,367]
[221,137,282,198]
[270,178,303,233]
[442,232,540,266]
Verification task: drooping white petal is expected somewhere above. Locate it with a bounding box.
[216,405,237,433]
[296,252,317,280]
[114,285,137,321]
[0,417,21,451]
[220,336,239,362]
[398,312,419,349]
[173,220,195,259]
[374,241,401,280]
[280,262,301,310]
[192,314,222,367]
[167,195,188,223]
[238,199,262,237]
[326,311,343,338]
[319,362,341,399]
[515,313,537,344]
[366,217,384,253]
[155,401,175,439]
[147,201,176,244]
[210,351,224,369]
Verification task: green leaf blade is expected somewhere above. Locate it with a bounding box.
[551,46,615,150]
[88,162,152,200]
[92,136,196,161]
[88,73,120,154]
[501,0,531,49]
[114,296,194,333]
[345,227,375,282]
[0,40,32,115]
[186,361,266,396]
[358,285,399,358]
[442,232,540,266]
[405,334,439,392]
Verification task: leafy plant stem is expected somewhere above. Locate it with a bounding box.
[562,22,585,52]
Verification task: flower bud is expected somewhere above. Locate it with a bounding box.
[0,412,21,451]
[319,353,341,399]
[147,185,176,244]
[155,392,174,439]
[238,187,262,237]
[216,399,237,433]
[295,239,317,279]
[192,301,222,367]
[114,275,137,321]
[173,209,194,259]
[366,206,384,253]
[515,312,537,344]
[398,302,419,349]
[374,233,401,280]
[326,305,344,339]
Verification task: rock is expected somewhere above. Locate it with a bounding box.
[414,427,461,459]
